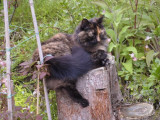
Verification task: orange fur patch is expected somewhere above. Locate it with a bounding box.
[97,26,101,42]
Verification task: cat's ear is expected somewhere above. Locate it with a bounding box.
[97,15,104,24]
[80,18,90,30]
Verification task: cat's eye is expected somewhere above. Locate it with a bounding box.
[98,24,104,29]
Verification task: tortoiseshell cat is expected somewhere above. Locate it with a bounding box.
[32,16,108,107]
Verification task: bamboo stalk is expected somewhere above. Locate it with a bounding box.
[29,0,52,119]
[3,0,13,120]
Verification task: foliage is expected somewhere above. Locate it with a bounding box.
[1,0,160,119]
[94,0,160,108]
[0,91,42,120]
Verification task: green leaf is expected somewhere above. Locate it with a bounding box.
[122,59,133,74]
[119,26,130,43]
[92,1,107,9]
[154,25,160,36]
[108,42,116,52]
[137,53,145,59]
[146,50,155,67]
[134,40,142,46]
[104,11,112,19]
[114,14,123,27]
[106,29,116,43]
[123,47,138,56]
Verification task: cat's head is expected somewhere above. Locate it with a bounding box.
[75,16,107,47]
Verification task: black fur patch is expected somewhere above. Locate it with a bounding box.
[45,46,93,80]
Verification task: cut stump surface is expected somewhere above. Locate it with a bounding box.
[118,103,154,120]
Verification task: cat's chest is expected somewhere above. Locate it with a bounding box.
[85,41,108,53]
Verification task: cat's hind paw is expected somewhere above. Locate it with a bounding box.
[79,98,89,108]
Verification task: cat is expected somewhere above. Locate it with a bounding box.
[32,16,108,108]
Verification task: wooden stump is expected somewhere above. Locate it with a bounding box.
[56,67,115,120]
[118,103,154,120]
[55,54,155,120]
[107,54,123,110]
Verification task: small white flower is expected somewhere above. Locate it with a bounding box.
[107,38,111,43]
[133,57,137,61]
[129,53,135,58]
[2,78,7,83]
[33,89,37,95]
[33,89,40,96]
[0,61,6,67]
[145,36,152,41]
[27,106,30,110]
[2,78,7,87]
[145,45,149,49]
[22,91,24,94]
[1,88,7,94]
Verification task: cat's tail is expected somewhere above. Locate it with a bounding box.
[45,46,93,80]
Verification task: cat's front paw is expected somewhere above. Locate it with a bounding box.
[102,57,110,66]
[97,50,111,66]
[79,98,89,108]
[96,50,107,60]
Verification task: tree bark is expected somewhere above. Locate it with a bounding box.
[56,67,115,120]
[107,54,123,117]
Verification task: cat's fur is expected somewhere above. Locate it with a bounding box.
[32,16,108,107]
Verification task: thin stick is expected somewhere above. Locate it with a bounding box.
[129,0,134,12]
[9,0,18,25]
[36,67,40,115]
[134,0,139,29]
[3,0,13,120]
[29,0,52,119]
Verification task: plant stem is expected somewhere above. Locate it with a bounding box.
[37,67,40,115]
[133,0,138,46]
[9,0,18,25]
[137,1,145,29]
[129,0,134,12]
[134,0,138,29]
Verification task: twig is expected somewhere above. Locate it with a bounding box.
[3,0,13,120]
[29,0,52,119]
[133,0,139,46]
[129,0,134,12]
[36,66,40,115]
[9,0,18,25]
[134,0,138,29]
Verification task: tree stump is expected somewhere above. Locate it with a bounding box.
[55,54,155,120]
[56,67,115,120]
[118,103,154,120]
[106,54,123,111]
